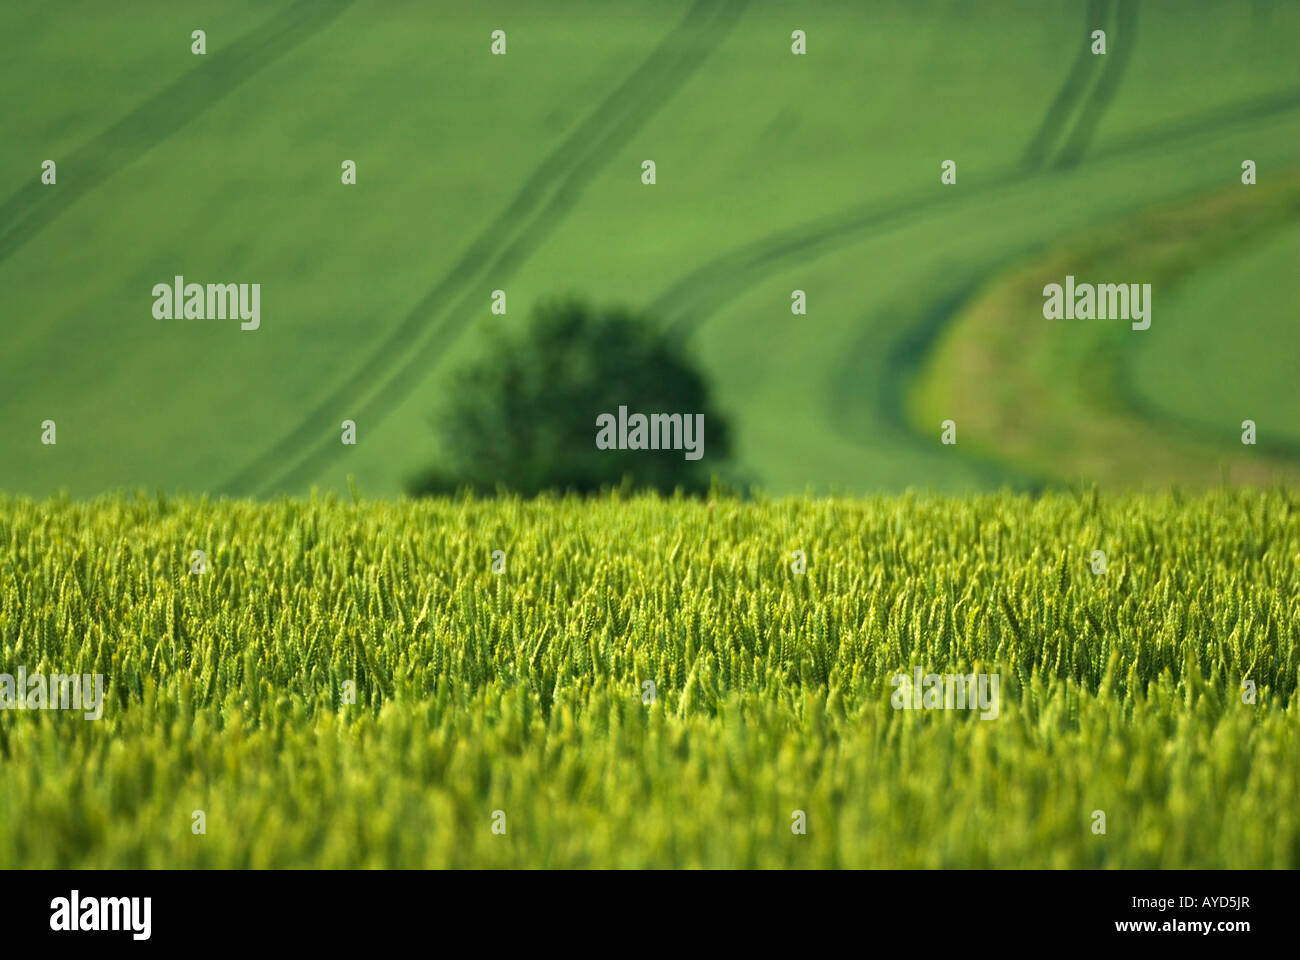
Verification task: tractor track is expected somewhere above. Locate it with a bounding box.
[650,0,1142,335]
[223,0,750,495]
[0,0,354,267]
[1020,0,1111,171]
[1054,0,1139,170]
[811,78,1300,483]
[649,53,1300,347]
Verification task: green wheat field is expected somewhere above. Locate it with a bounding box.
[2,1,1299,869]
[1,490,1296,868]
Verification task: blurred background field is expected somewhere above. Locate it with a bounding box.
[1,0,1298,498]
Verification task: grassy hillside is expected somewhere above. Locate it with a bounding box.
[2,0,1298,498]
[1,491,1296,868]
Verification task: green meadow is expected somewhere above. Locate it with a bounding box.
[2,0,1298,497]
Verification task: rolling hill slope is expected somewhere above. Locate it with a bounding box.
[2,0,1298,497]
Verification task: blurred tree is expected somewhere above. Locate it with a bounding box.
[410,299,733,496]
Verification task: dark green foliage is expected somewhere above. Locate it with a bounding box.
[412,300,733,496]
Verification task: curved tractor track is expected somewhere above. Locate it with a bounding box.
[650,0,1142,335]
[650,84,1300,342]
